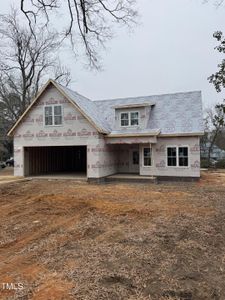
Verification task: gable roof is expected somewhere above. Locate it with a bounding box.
[8,80,204,137]
[8,79,110,136]
[94,91,204,135]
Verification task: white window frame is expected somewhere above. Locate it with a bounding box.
[166,145,189,168]
[130,111,139,126]
[143,147,152,167]
[178,146,189,167]
[120,112,129,127]
[167,145,177,167]
[120,111,139,127]
[44,104,63,127]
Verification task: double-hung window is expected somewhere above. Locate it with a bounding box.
[121,113,129,126]
[178,147,188,167]
[143,147,152,166]
[131,112,139,126]
[45,106,53,125]
[44,105,62,126]
[167,147,177,166]
[120,111,139,127]
[167,146,189,167]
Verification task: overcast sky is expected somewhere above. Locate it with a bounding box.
[1,0,225,109]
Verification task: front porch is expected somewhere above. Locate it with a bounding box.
[105,133,157,178]
[107,143,154,177]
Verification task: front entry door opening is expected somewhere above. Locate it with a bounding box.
[129,148,140,173]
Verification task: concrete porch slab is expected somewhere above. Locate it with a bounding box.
[105,173,157,184]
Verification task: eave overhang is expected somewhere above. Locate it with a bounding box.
[106,129,161,138]
[112,102,155,109]
[159,132,204,137]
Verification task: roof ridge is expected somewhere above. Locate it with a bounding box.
[94,90,202,103]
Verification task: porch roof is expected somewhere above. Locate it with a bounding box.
[105,135,158,145]
[107,129,160,138]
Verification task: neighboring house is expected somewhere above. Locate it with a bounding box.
[8,79,204,181]
[201,142,225,160]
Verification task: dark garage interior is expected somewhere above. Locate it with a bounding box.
[24,146,87,176]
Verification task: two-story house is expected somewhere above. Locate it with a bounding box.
[8,79,204,181]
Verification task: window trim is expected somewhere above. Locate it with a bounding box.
[120,112,129,127]
[44,104,63,127]
[120,111,139,127]
[142,147,152,167]
[167,145,177,167]
[130,111,139,126]
[166,145,189,168]
[178,146,189,167]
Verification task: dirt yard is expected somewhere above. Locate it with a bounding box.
[0,167,22,184]
[0,171,225,300]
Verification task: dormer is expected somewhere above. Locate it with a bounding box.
[113,102,155,131]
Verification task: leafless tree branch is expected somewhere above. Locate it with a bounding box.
[19,0,138,69]
[0,9,71,124]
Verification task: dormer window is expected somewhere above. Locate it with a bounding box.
[44,105,62,126]
[120,112,139,127]
[121,113,129,126]
[131,112,139,126]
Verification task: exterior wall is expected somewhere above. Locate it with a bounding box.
[140,136,200,178]
[116,144,139,173]
[117,145,130,173]
[13,85,117,178]
[114,106,151,131]
[88,144,140,176]
[88,142,118,178]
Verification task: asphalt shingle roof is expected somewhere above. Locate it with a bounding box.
[54,82,111,133]
[94,91,204,135]
[8,80,204,137]
[55,82,204,135]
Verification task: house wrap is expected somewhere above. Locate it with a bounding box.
[8,79,204,181]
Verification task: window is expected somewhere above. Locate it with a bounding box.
[143,148,152,166]
[179,147,188,167]
[44,105,62,126]
[120,111,139,127]
[167,147,177,166]
[131,112,139,126]
[45,106,53,125]
[54,106,62,125]
[121,113,129,126]
[167,146,189,167]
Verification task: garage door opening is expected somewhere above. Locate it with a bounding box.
[24,146,87,177]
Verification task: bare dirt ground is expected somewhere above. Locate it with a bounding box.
[0,171,225,300]
[0,167,22,184]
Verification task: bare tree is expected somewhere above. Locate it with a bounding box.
[0,10,71,158]
[0,10,70,120]
[203,0,225,6]
[20,0,138,69]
